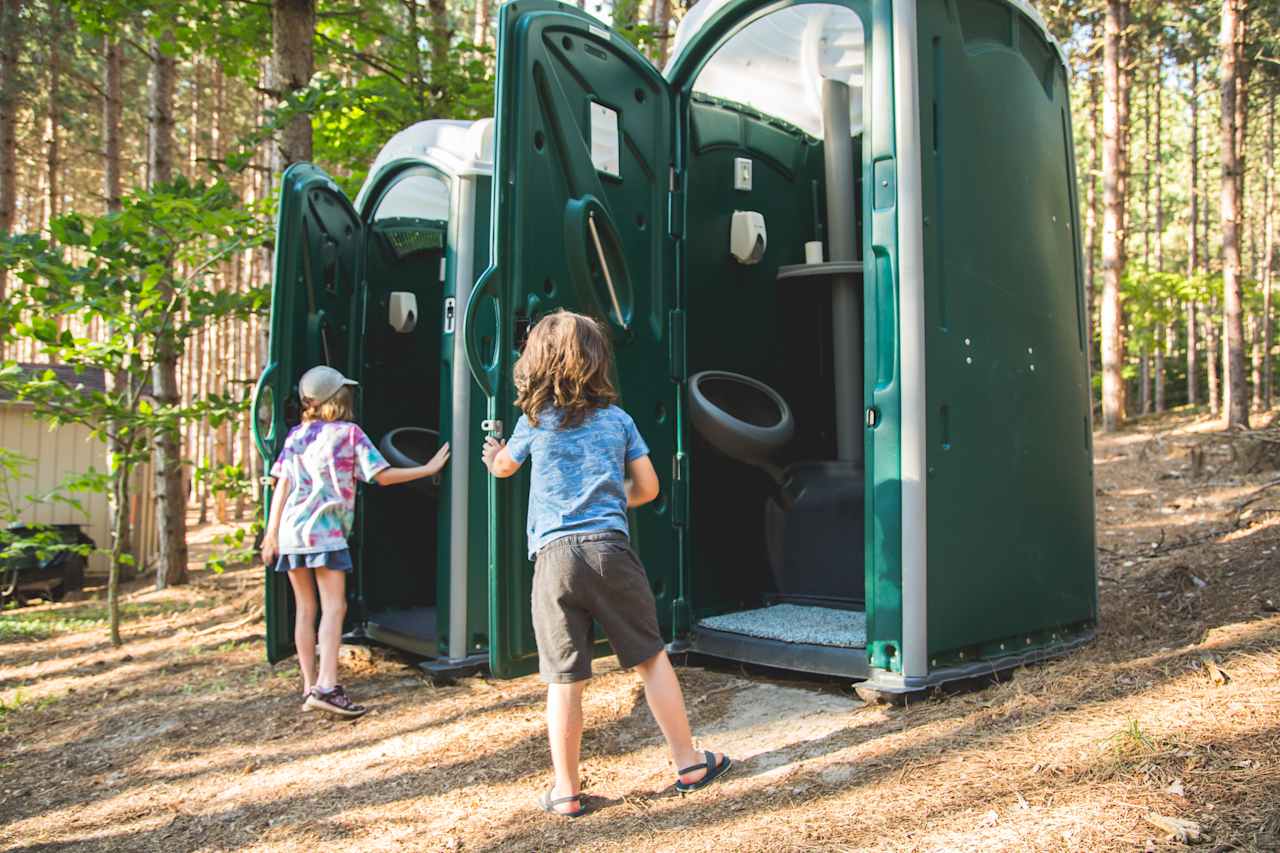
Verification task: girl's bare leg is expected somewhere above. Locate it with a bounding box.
[285,567,319,696]
[313,567,348,689]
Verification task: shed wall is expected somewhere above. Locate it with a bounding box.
[0,404,157,577]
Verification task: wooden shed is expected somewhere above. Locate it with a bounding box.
[0,364,157,578]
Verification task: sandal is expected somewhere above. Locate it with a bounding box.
[674,750,732,794]
[538,788,585,818]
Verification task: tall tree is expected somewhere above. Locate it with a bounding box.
[652,0,672,66]
[43,3,64,229]
[0,1,22,241]
[102,37,123,215]
[1220,0,1248,428]
[1264,91,1276,410]
[270,0,315,174]
[148,29,187,588]
[1100,0,1129,431]
[1187,59,1201,407]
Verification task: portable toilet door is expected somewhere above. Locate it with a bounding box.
[254,120,497,673]
[465,0,1096,692]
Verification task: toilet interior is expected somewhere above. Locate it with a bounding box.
[682,4,870,654]
[355,170,452,655]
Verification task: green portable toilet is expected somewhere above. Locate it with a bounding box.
[462,0,1096,695]
[253,119,498,673]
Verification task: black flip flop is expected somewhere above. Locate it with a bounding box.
[538,788,586,818]
[674,750,733,794]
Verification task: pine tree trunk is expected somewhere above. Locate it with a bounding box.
[1099,0,1128,431]
[270,0,315,174]
[103,38,123,214]
[1219,0,1248,428]
[1085,68,1100,378]
[0,0,17,359]
[1251,315,1263,411]
[1156,321,1167,411]
[149,32,187,588]
[1140,348,1151,414]
[653,0,672,66]
[429,0,449,99]
[1187,61,1200,407]
[1207,299,1221,417]
[0,0,20,252]
[43,4,61,229]
[1264,93,1276,411]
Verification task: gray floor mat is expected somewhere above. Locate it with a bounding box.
[697,603,867,649]
[367,606,437,643]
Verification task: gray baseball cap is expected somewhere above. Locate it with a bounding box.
[299,365,357,404]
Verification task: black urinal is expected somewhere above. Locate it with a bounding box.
[378,427,442,497]
[687,371,794,479]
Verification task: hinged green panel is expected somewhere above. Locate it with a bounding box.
[467,0,678,678]
[254,163,363,664]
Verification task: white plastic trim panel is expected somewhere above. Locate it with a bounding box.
[447,176,478,661]
[892,0,928,678]
[665,0,1070,93]
[354,119,495,210]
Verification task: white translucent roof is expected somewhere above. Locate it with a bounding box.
[664,0,1066,139]
[354,119,494,210]
[669,2,864,139]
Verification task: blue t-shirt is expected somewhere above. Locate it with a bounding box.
[505,405,650,559]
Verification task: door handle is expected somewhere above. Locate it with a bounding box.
[251,361,279,464]
[462,267,502,399]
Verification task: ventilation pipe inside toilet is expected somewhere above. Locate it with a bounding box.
[821,78,863,465]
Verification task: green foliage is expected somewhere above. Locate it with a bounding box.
[0,178,267,470]
[0,179,267,633]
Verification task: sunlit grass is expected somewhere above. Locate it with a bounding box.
[0,599,214,641]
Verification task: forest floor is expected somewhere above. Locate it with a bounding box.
[0,410,1278,852]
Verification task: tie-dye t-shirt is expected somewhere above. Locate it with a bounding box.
[269,421,389,554]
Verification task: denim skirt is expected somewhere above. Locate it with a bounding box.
[274,548,353,573]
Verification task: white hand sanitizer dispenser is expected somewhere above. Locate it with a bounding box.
[730,211,767,265]
[388,292,418,333]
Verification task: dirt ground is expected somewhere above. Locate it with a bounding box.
[1,411,1277,852]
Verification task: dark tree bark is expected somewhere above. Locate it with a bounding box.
[0,0,23,319]
[1154,60,1166,412]
[148,31,187,589]
[1085,67,1100,377]
[1100,0,1129,431]
[1219,0,1248,428]
[1265,92,1275,410]
[652,0,672,66]
[270,0,315,174]
[44,3,61,228]
[1187,60,1200,407]
[103,37,122,214]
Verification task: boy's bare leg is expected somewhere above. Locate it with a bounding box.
[285,567,319,696]
[313,567,348,689]
[546,680,586,814]
[634,651,724,784]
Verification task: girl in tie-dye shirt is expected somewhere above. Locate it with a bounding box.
[263,367,450,717]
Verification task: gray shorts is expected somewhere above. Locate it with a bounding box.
[531,531,664,684]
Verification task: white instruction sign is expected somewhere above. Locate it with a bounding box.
[590,102,620,178]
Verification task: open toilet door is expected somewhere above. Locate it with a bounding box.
[254,163,363,663]
[465,0,680,678]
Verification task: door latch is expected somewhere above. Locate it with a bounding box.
[481,419,504,437]
[866,407,879,428]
